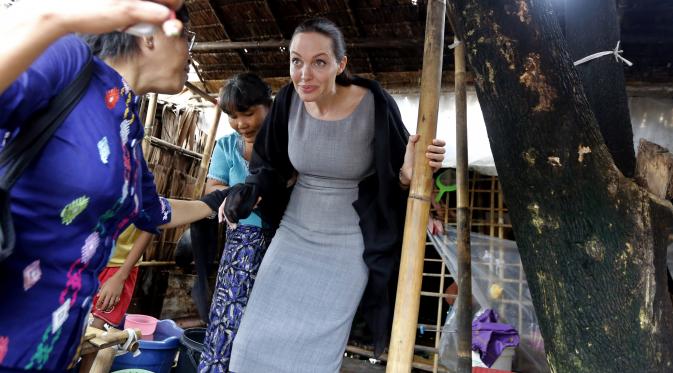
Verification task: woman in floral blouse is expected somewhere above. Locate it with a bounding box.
[0,1,225,370]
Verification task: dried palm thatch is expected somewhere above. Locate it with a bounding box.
[144,101,206,261]
[184,0,673,92]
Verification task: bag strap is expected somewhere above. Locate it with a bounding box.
[0,50,94,262]
[0,51,94,190]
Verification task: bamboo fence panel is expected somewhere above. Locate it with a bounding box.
[143,100,206,262]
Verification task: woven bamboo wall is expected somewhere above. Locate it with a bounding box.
[143,100,206,262]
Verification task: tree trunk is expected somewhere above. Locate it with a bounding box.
[447,1,673,371]
[565,0,636,177]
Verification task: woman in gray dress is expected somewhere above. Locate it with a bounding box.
[221,18,445,373]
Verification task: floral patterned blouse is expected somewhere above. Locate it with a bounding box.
[0,35,171,371]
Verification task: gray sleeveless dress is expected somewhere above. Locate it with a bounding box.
[229,90,375,373]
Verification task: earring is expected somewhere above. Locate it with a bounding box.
[144,37,154,49]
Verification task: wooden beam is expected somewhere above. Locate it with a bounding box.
[192,38,428,52]
[146,135,203,160]
[626,84,673,98]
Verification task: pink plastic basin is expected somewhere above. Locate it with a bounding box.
[125,314,158,336]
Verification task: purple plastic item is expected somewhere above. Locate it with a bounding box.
[472,309,520,368]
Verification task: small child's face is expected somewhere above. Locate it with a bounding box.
[227,104,269,141]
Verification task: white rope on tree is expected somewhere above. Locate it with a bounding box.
[573,40,634,67]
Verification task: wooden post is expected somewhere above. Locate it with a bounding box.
[142,92,158,154]
[454,36,472,373]
[193,106,222,199]
[386,0,445,371]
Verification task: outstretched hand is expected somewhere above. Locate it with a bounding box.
[37,0,184,35]
[399,135,446,186]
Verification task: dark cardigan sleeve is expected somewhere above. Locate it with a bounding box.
[244,84,296,228]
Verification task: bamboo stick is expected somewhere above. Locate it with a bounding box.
[193,107,222,199]
[454,36,472,373]
[386,0,445,371]
[146,135,203,160]
[185,81,218,106]
[142,93,158,154]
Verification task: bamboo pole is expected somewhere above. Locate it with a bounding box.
[386,0,445,371]
[142,93,158,154]
[193,106,222,199]
[146,135,203,160]
[454,36,472,373]
[185,81,218,106]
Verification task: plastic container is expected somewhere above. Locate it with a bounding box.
[125,314,158,336]
[111,319,184,373]
[471,347,515,371]
[174,328,206,373]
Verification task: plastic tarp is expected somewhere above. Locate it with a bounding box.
[392,92,497,176]
[429,228,549,372]
[392,93,673,176]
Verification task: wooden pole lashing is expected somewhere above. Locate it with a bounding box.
[386,0,446,371]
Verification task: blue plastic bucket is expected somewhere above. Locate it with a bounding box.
[111,319,184,373]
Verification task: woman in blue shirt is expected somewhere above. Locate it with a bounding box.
[0,1,226,371]
[199,73,273,373]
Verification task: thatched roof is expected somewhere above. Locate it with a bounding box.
[185,0,673,92]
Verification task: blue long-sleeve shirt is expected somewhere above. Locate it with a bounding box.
[0,35,171,371]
